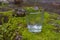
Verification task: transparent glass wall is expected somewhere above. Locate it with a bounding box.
[26,7,44,33]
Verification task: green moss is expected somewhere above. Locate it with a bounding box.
[0,7,60,40]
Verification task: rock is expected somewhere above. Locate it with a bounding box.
[15,8,26,17]
[14,0,23,6]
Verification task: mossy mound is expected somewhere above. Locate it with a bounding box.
[0,7,60,40]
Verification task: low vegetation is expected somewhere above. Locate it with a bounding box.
[0,7,60,40]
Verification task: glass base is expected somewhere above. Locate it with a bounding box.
[27,24,42,33]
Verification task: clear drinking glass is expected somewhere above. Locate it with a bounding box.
[26,7,44,33]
